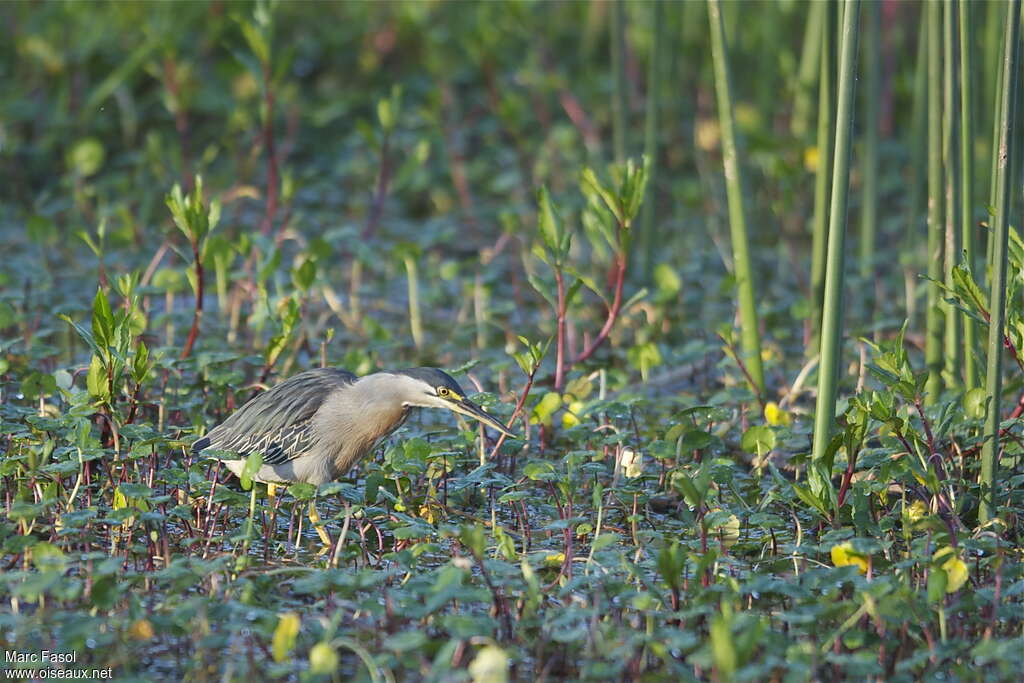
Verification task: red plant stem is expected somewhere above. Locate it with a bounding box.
[836,448,858,508]
[488,365,538,462]
[179,239,203,360]
[361,135,392,240]
[554,269,567,392]
[258,64,278,237]
[572,251,626,367]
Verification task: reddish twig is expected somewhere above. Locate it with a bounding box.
[258,63,278,237]
[361,135,392,240]
[554,269,568,392]
[488,363,540,463]
[572,252,626,367]
[179,238,203,360]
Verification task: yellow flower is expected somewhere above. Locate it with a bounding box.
[469,645,509,683]
[804,146,819,172]
[830,541,869,574]
[562,400,584,428]
[933,547,968,593]
[905,500,927,523]
[716,512,741,549]
[128,619,155,641]
[543,552,565,567]
[764,401,792,427]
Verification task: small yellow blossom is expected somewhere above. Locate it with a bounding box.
[905,500,927,523]
[804,146,819,172]
[764,401,792,427]
[830,541,869,574]
[933,547,968,593]
[129,619,155,641]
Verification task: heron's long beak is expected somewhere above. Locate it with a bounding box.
[447,397,517,438]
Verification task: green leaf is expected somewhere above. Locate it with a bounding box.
[963,387,987,420]
[460,523,486,558]
[383,631,428,653]
[91,288,114,351]
[86,355,107,400]
[710,603,737,677]
[537,185,565,258]
[741,425,776,456]
[927,567,948,604]
[591,532,618,552]
[292,259,317,292]
[580,167,623,226]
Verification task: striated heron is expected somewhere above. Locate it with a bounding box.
[193,367,514,546]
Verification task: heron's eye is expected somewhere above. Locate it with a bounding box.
[437,386,450,397]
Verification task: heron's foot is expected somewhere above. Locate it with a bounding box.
[308,502,333,550]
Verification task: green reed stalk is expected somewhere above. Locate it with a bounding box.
[708,0,764,394]
[903,7,929,325]
[809,0,837,354]
[812,0,860,467]
[859,0,880,331]
[959,0,978,389]
[639,0,663,281]
[611,0,628,164]
[943,0,962,387]
[792,0,824,139]
[925,0,945,405]
[986,12,1005,271]
[980,0,1021,524]
[402,254,423,351]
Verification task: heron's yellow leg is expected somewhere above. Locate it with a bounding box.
[308,500,332,548]
[267,483,278,503]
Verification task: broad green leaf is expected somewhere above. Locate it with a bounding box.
[741,425,775,456]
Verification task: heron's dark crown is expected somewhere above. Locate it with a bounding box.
[392,367,466,395]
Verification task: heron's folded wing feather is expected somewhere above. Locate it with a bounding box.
[194,368,356,464]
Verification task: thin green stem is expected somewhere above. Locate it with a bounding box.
[904,7,929,326]
[859,0,880,332]
[980,0,1021,524]
[639,0,663,281]
[812,0,860,467]
[810,0,837,355]
[707,0,765,395]
[403,255,423,351]
[925,0,945,405]
[792,0,824,139]
[943,0,962,388]
[959,0,978,390]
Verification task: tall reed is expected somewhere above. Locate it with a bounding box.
[943,0,962,387]
[959,0,978,390]
[924,0,945,404]
[809,1,837,353]
[639,0,663,281]
[859,0,880,330]
[980,0,1021,524]
[707,0,765,394]
[812,0,861,466]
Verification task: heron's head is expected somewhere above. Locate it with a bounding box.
[391,367,515,437]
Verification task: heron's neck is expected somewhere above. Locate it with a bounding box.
[311,374,413,474]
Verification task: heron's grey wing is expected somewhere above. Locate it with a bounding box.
[193,368,356,465]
